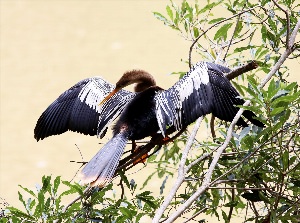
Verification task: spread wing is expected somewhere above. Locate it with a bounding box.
[34,77,136,141]
[155,61,263,136]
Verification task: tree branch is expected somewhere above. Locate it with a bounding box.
[159,18,300,223]
[152,117,203,223]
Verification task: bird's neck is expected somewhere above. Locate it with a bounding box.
[131,70,156,92]
[134,80,156,92]
[119,70,156,92]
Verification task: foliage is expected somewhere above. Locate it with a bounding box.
[0,175,160,222]
[1,0,299,222]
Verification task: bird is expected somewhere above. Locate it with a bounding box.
[34,61,264,187]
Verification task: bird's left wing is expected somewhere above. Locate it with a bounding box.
[34,77,136,141]
[155,61,263,136]
[155,61,214,135]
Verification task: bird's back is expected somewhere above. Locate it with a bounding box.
[113,86,162,140]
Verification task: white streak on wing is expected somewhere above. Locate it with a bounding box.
[75,76,135,137]
[178,62,209,103]
[96,92,136,137]
[155,61,210,135]
[78,78,114,113]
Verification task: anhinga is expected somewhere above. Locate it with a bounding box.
[34,61,264,187]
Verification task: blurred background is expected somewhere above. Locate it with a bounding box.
[0,0,191,206]
[1,0,299,210]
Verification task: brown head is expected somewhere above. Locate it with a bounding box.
[100,69,156,105]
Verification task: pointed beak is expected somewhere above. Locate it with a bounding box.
[99,88,121,105]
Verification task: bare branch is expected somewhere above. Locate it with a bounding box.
[226,60,259,80]
[152,117,203,223]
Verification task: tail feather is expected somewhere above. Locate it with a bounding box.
[80,133,128,187]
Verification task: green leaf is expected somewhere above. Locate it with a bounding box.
[19,185,36,198]
[208,17,226,24]
[119,207,133,219]
[62,181,84,196]
[199,1,220,13]
[17,191,26,211]
[118,170,130,189]
[270,107,285,116]
[41,175,51,192]
[234,21,243,38]
[261,26,267,43]
[136,191,157,209]
[214,23,233,42]
[282,150,289,171]
[224,200,238,207]
[268,17,277,33]
[221,209,229,223]
[6,207,36,220]
[233,45,254,53]
[53,176,61,195]
[36,191,45,216]
[141,171,156,189]
[193,27,199,38]
[153,12,171,26]
[272,93,300,106]
[166,5,173,20]
[271,90,289,101]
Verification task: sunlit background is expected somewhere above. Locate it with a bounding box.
[0,0,193,207]
[1,0,299,213]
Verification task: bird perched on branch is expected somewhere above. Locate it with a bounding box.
[34,61,264,187]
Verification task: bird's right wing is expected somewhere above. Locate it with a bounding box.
[34,77,136,141]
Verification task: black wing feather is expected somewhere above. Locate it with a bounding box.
[155,61,263,136]
[34,77,135,141]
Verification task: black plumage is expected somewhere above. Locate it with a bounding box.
[34,61,264,186]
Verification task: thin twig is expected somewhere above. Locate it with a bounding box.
[188,5,260,68]
[223,4,245,61]
[228,186,235,222]
[182,207,208,223]
[271,0,290,48]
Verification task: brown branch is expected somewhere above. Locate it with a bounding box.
[226,60,258,80]
[116,126,185,172]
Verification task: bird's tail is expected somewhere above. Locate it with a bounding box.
[80,133,128,187]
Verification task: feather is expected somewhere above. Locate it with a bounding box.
[80,133,128,187]
[34,77,135,141]
[155,61,263,136]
